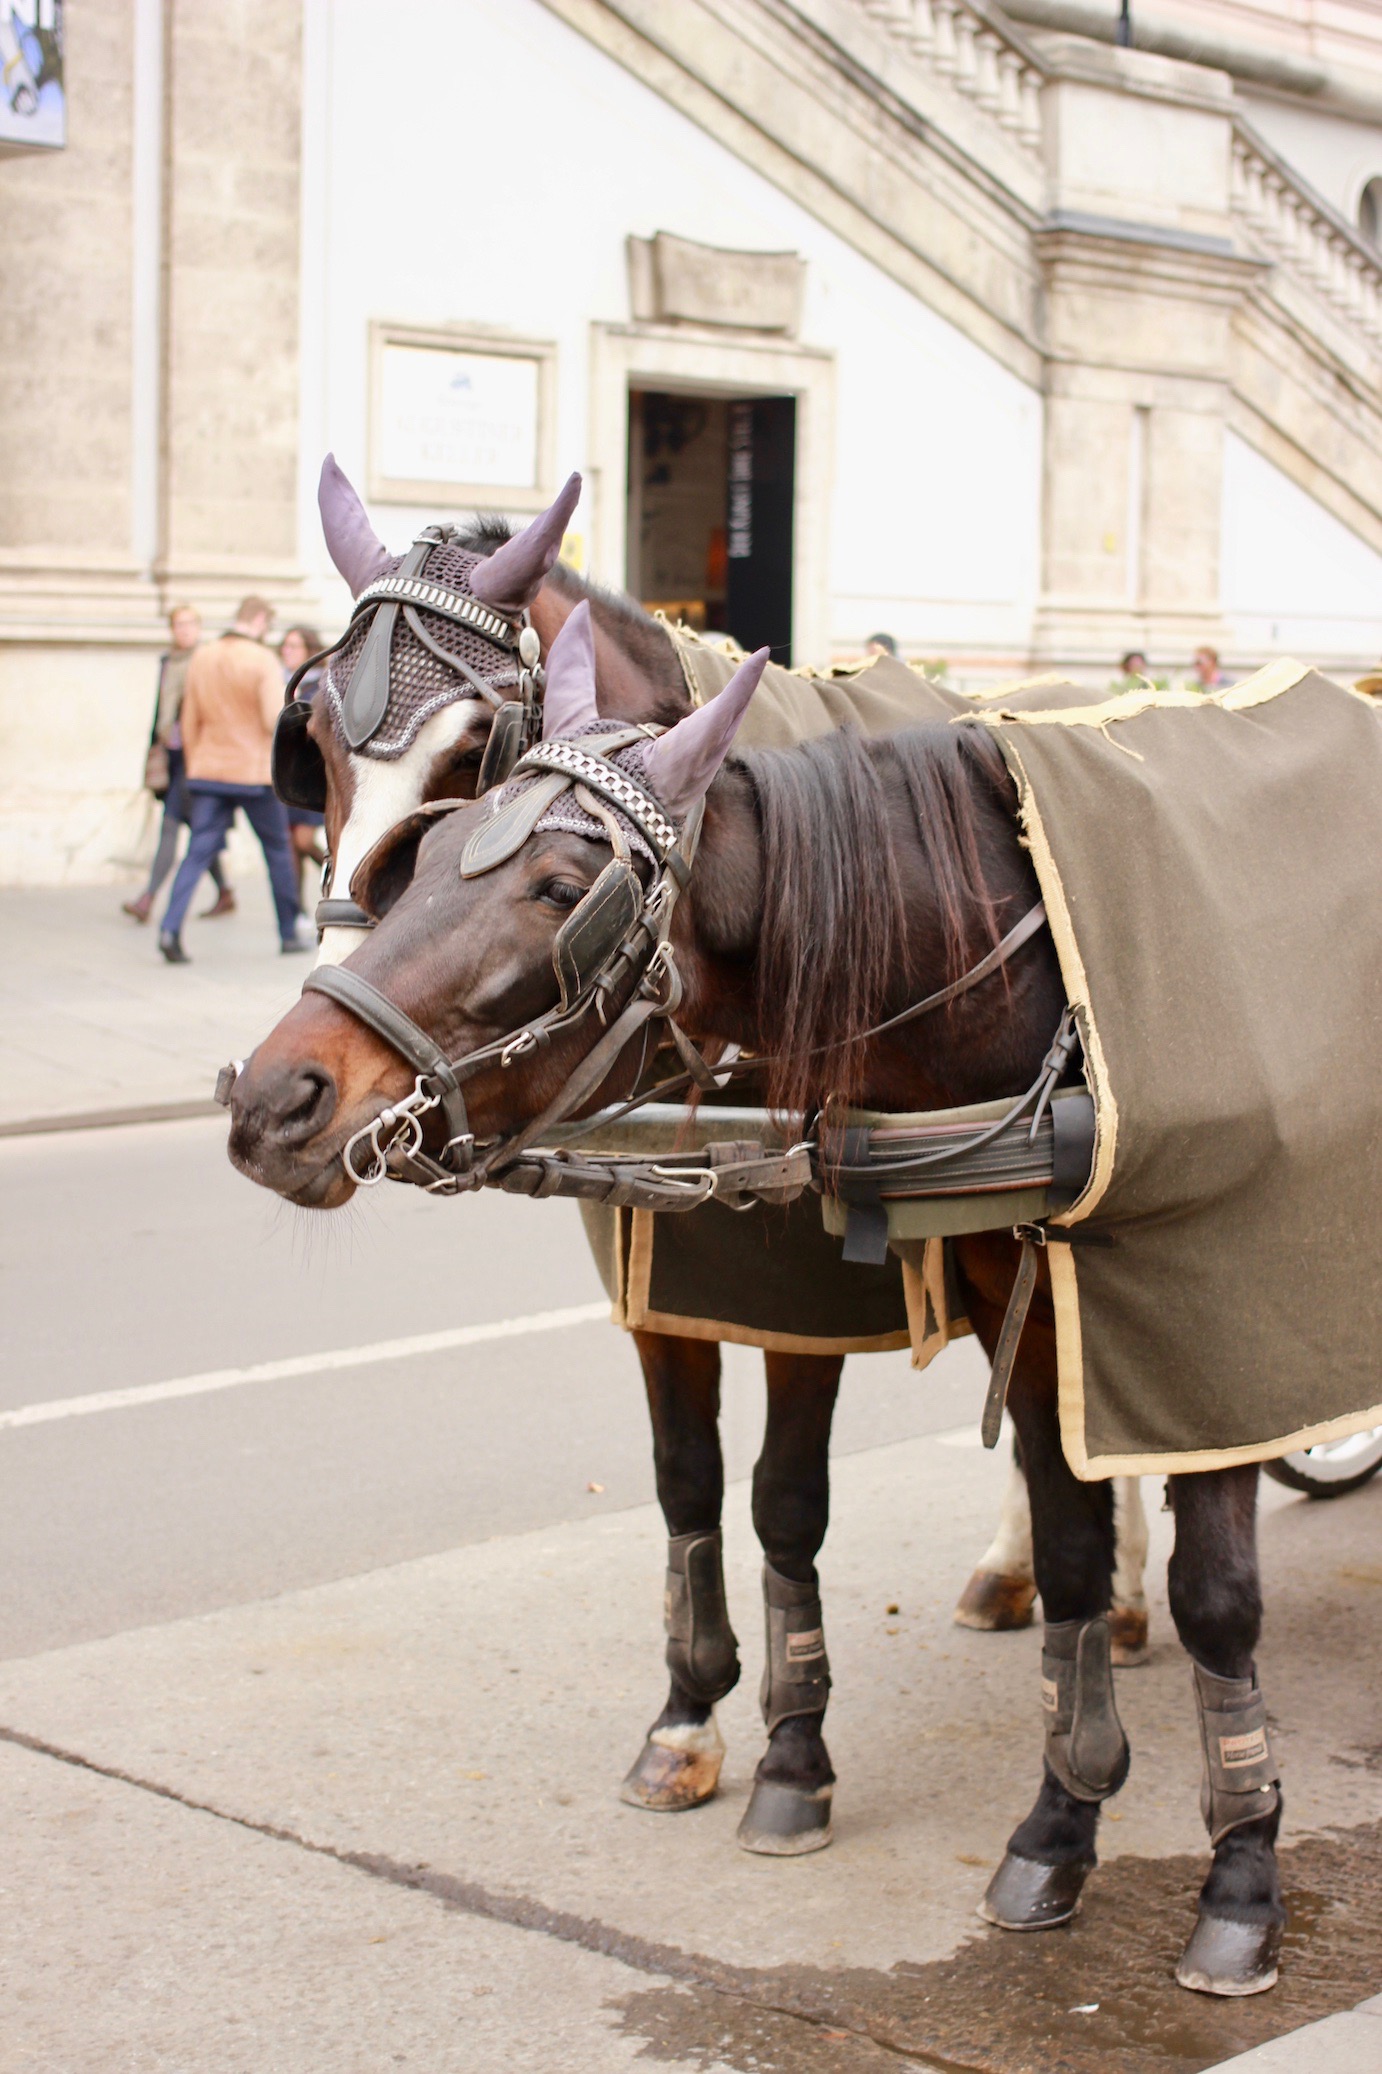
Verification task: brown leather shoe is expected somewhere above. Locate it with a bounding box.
[122,894,152,923]
[201,887,237,919]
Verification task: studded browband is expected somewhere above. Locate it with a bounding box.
[350,571,518,650]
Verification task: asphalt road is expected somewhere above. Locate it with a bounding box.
[0,1114,988,1661]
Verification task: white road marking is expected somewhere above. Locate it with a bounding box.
[1,1302,611,1432]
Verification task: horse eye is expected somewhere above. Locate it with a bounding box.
[537,878,586,910]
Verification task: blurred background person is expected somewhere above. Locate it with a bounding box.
[158,597,306,964]
[865,631,898,657]
[122,605,234,924]
[1188,644,1232,693]
[279,624,328,905]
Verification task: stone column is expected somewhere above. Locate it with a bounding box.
[1033,39,1265,672]
[158,0,304,617]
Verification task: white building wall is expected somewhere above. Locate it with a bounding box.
[301,0,1043,671]
[1221,430,1382,663]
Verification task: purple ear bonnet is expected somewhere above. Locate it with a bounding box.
[316,460,583,760]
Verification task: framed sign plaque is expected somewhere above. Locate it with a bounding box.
[368,323,556,510]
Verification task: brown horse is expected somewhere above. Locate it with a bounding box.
[270,461,937,1854]
[232,602,1286,1996]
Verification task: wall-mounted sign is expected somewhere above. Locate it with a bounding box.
[0,0,64,153]
[369,323,556,510]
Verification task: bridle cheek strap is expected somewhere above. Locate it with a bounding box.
[302,965,472,1157]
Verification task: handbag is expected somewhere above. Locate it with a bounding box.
[143,739,171,797]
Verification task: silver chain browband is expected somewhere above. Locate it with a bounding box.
[510,740,680,858]
[352,573,517,650]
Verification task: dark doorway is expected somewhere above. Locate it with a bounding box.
[627,388,795,662]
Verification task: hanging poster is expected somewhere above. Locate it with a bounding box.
[0,0,64,153]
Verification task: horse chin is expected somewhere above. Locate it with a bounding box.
[227,1121,359,1209]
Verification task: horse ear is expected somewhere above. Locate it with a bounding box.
[468,472,582,609]
[319,454,391,597]
[541,600,600,739]
[645,648,769,818]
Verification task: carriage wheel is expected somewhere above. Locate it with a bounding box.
[1263,1426,1382,1499]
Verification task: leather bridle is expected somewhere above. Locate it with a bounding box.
[303,726,703,1193]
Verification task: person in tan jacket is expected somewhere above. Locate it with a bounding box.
[158,598,306,963]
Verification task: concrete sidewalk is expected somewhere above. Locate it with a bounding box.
[5,1419,1382,2070]
[0,882,308,1129]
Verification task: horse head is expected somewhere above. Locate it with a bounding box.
[231,602,766,1205]
[281,458,582,968]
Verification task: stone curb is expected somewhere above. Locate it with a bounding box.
[0,1098,221,1139]
[1203,1993,1382,2070]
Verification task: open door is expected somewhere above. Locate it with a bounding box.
[628,387,795,662]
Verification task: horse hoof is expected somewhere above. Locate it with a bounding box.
[953,1569,1038,1632]
[1109,1604,1150,1667]
[1175,1913,1281,1997]
[978,1852,1091,1930]
[619,1720,724,1811]
[736,1779,833,1855]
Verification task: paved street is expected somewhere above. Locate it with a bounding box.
[4,891,1382,2071]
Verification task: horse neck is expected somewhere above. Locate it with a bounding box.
[528,575,689,724]
[673,748,1063,1115]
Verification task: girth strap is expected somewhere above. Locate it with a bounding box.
[302,964,471,1152]
[981,1235,1040,1448]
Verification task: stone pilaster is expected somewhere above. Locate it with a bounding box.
[157,0,304,615]
[1032,37,1265,670]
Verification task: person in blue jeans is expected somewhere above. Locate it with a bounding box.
[159,597,308,963]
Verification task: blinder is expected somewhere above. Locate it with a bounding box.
[553,858,644,1012]
[475,700,528,796]
[271,700,328,814]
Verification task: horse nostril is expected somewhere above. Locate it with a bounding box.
[275,1066,337,1148]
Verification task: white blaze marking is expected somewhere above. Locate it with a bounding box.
[0,1301,609,1430]
[316,700,479,968]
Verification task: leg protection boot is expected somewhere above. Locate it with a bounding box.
[1042,1614,1131,1803]
[664,1529,740,1705]
[621,1531,738,1813]
[738,1563,833,1855]
[1177,1661,1283,1997]
[982,1615,1129,1932]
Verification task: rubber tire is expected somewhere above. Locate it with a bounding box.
[1263,1426,1382,1499]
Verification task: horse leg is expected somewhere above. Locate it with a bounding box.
[620,1329,740,1814]
[953,1447,1039,1632]
[1110,1477,1151,1666]
[1167,1466,1283,1996]
[737,1351,842,1856]
[969,1309,1128,1931]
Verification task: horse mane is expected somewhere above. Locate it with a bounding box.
[456,516,688,724]
[735,724,1017,1114]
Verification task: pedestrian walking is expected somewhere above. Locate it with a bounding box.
[158,597,308,965]
[278,624,328,907]
[121,605,235,924]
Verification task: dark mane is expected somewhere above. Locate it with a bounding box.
[456,515,687,725]
[736,724,1019,1114]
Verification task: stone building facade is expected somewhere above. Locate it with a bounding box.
[4,0,1382,882]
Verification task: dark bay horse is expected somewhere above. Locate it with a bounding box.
[232,603,1286,1996]
[270,461,928,1853]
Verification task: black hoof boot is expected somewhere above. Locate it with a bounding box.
[736,1777,833,1855]
[1176,1913,1282,1997]
[979,1851,1092,1930]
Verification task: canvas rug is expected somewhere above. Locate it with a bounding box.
[949,660,1382,1476]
